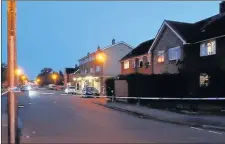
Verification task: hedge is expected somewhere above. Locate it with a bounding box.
[105,71,225,99]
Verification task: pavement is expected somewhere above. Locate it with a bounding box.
[1,89,225,143]
[94,99,225,132]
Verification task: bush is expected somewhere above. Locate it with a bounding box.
[105,78,115,96]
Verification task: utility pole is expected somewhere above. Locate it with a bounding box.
[7,0,18,144]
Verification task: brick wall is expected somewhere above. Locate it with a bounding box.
[152,26,184,74]
[121,54,152,75]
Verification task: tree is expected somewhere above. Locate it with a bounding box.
[36,68,54,86]
[58,70,64,85]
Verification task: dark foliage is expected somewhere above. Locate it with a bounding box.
[105,72,225,100]
[105,78,115,96]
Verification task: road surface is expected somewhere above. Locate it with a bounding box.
[2,89,225,143]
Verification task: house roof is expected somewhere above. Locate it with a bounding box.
[78,41,134,61]
[65,67,79,74]
[120,39,154,61]
[166,13,225,43]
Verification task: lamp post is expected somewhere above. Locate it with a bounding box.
[7,0,17,143]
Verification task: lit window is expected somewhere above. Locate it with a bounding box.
[168,46,181,60]
[124,60,129,69]
[157,51,164,63]
[147,56,151,65]
[200,73,209,87]
[96,66,101,72]
[200,40,216,56]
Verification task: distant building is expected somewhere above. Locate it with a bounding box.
[120,39,154,75]
[64,66,79,87]
[74,39,133,94]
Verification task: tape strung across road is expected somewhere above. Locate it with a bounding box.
[41,93,55,95]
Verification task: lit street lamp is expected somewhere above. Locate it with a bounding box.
[15,68,23,86]
[52,74,57,84]
[96,50,106,95]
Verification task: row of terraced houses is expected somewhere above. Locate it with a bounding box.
[64,2,225,94]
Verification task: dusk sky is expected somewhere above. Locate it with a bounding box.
[2,1,220,80]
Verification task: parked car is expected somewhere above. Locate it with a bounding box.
[65,86,76,94]
[48,84,56,90]
[20,85,32,91]
[82,87,100,98]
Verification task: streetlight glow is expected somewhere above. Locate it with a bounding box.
[96,53,106,63]
[52,74,57,80]
[15,68,22,76]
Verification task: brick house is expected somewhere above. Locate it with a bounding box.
[75,39,133,94]
[64,67,79,86]
[149,1,225,77]
[120,39,154,75]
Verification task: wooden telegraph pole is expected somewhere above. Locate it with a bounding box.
[7,0,18,144]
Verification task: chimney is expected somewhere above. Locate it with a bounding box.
[97,45,100,51]
[112,38,115,45]
[220,1,225,13]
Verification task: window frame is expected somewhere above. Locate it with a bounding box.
[124,60,130,69]
[139,57,143,68]
[96,66,101,72]
[168,46,181,61]
[200,40,216,57]
[132,59,136,68]
[157,50,164,63]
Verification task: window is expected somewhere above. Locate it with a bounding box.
[147,56,151,64]
[168,46,181,60]
[139,58,143,67]
[132,60,136,68]
[200,73,209,87]
[200,40,216,56]
[90,68,93,73]
[85,69,88,74]
[96,66,101,72]
[157,50,164,63]
[124,60,129,69]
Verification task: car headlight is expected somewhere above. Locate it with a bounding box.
[27,86,31,90]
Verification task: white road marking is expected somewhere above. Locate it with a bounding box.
[41,93,54,95]
[208,130,223,135]
[29,103,31,104]
[26,136,30,138]
[54,101,56,103]
[32,131,35,134]
[190,127,203,131]
[60,94,67,95]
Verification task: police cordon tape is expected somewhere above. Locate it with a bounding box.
[1,87,21,95]
[91,96,225,100]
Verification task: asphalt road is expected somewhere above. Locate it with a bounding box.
[2,89,225,143]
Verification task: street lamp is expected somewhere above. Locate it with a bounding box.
[15,68,23,86]
[52,74,57,84]
[36,78,40,83]
[21,75,26,85]
[96,50,106,95]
